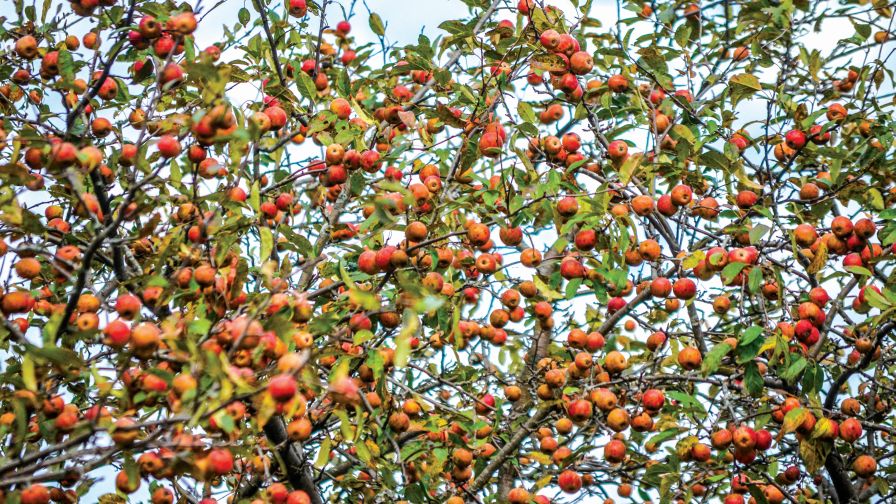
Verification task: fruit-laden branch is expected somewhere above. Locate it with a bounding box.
[252,0,309,127]
[823,320,895,503]
[468,406,552,493]
[262,417,324,504]
[65,0,137,131]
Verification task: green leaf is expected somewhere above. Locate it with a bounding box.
[721,262,747,284]
[749,224,769,244]
[845,265,872,276]
[747,266,763,294]
[41,0,52,22]
[297,71,318,102]
[565,278,582,299]
[58,50,75,82]
[517,101,536,124]
[851,19,871,39]
[368,13,385,36]
[868,188,885,211]
[249,181,260,212]
[534,276,563,301]
[740,326,764,346]
[125,456,139,488]
[863,287,891,310]
[337,259,356,289]
[315,437,332,468]
[674,24,691,48]
[729,74,761,106]
[395,310,417,368]
[647,428,685,447]
[737,333,766,365]
[701,342,732,375]
[780,356,808,382]
[744,362,763,395]
[30,344,82,368]
[666,391,705,413]
[670,124,695,145]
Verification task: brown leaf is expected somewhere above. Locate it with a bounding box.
[397,110,418,130]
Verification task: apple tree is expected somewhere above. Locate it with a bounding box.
[0,0,895,502]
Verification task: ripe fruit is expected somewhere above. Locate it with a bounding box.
[853,454,877,477]
[784,129,807,150]
[604,439,626,463]
[569,51,593,75]
[711,429,732,449]
[288,0,307,17]
[269,374,297,402]
[557,196,579,217]
[507,488,530,504]
[854,218,876,239]
[558,469,582,493]
[670,184,693,206]
[20,484,50,504]
[672,278,696,299]
[406,221,428,241]
[607,140,628,161]
[677,346,702,370]
[572,229,596,251]
[208,448,234,475]
[840,417,862,442]
[157,135,181,158]
[831,216,853,237]
[641,389,665,410]
[499,226,523,246]
[567,398,592,422]
[115,294,142,319]
[631,195,654,216]
[657,194,676,216]
[735,190,758,209]
[607,74,628,92]
[115,470,140,493]
[539,29,561,50]
[799,182,820,200]
[14,257,41,279]
[467,222,490,246]
[650,277,672,298]
[604,350,628,374]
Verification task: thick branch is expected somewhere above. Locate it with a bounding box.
[262,417,324,504]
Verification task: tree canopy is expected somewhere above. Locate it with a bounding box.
[0,0,895,502]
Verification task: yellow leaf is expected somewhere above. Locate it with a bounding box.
[758,336,778,355]
[256,394,276,429]
[783,407,809,433]
[799,438,832,473]
[351,99,374,125]
[618,152,643,185]
[807,241,828,275]
[22,355,36,392]
[533,276,563,301]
